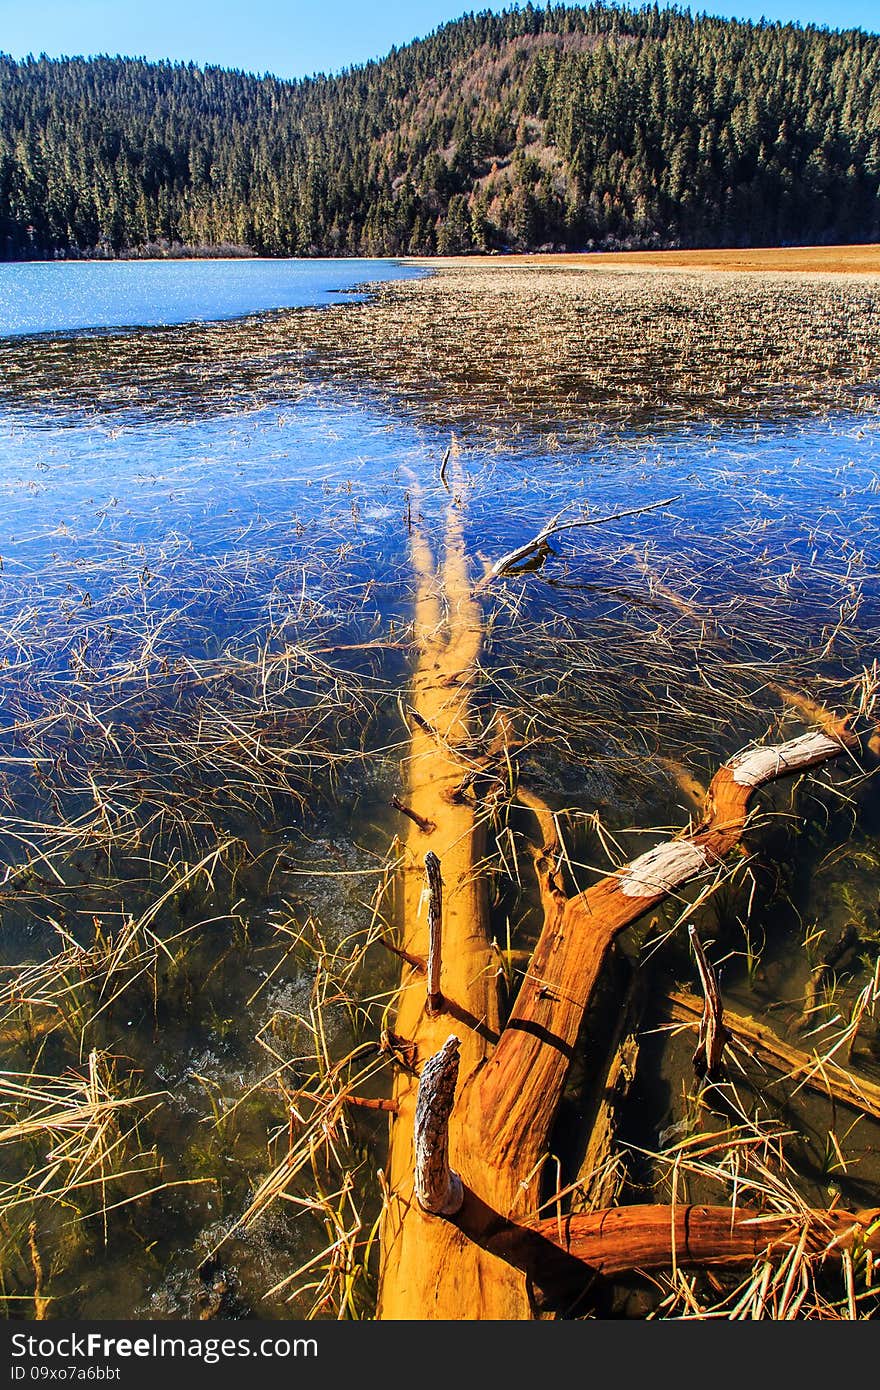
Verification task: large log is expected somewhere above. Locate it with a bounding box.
[377,449,529,1318]
[474,725,858,1179]
[450,1195,880,1292]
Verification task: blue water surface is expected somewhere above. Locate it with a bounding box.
[1,257,880,1321]
[0,257,425,337]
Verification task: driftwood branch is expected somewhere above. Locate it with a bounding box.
[476,720,858,1173]
[668,989,880,1120]
[378,936,426,973]
[450,1196,880,1290]
[425,851,444,1015]
[689,925,728,1080]
[481,496,680,585]
[439,445,452,490]
[414,1035,463,1216]
[391,795,436,834]
[344,1095,399,1113]
[532,1203,880,1278]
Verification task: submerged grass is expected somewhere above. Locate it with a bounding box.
[0,263,879,1317]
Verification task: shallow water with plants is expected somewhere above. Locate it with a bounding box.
[1,260,879,1320]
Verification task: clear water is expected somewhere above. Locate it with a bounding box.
[0,257,425,337]
[0,260,879,1319]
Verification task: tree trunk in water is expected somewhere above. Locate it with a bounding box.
[377,457,866,1319]
[378,451,532,1318]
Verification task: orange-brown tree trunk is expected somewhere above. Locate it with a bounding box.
[377,462,866,1320]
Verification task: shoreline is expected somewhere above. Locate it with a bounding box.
[4,258,880,432]
[4,243,880,276]
[406,244,880,275]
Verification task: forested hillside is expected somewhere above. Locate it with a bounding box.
[2,2,879,259]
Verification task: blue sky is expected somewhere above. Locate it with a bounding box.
[0,2,876,79]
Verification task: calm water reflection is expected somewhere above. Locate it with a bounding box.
[0,257,424,337]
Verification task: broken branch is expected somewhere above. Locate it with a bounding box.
[668,989,880,1120]
[425,851,444,1015]
[391,795,436,834]
[476,720,858,1175]
[464,1200,880,1285]
[413,1036,464,1216]
[689,924,729,1080]
[480,496,680,585]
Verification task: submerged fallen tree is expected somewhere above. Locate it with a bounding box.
[376,458,874,1320]
[667,989,880,1121]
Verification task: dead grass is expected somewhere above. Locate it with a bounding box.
[3,262,880,435]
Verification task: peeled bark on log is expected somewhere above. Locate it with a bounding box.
[668,989,880,1121]
[405,1050,880,1308]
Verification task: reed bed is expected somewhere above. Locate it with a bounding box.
[0,414,419,1314]
[1,267,879,436]
[0,1050,169,1317]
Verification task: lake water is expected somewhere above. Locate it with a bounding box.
[0,257,425,337]
[0,259,878,1320]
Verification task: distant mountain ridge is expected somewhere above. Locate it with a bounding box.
[1,2,879,259]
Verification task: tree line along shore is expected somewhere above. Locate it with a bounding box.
[2,3,880,261]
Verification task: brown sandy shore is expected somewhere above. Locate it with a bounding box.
[409,243,880,275]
